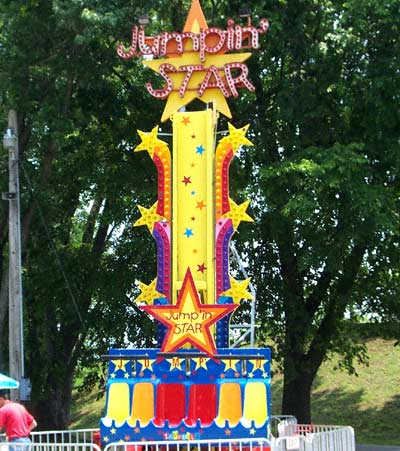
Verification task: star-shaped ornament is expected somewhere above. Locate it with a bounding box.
[142,0,252,122]
[225,123,253,152]
[111,359,129,373]
[167,357,185,371]
[134,279,164,304]
[222,276,253,304]
[134,203,164,232]
[141,267,238,356]
[137,357,156,372]
[193,356,209,370]
[134,126,168,158]
[222,198,253,230]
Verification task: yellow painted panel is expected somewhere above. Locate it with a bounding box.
[172,110,217,305]
[242,382,268,427]
[106,382,130,424]
[216,382,242,427]
[129,382,154,427]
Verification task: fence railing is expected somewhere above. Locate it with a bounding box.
[0,443,101,451]
[104,438,272,451]
[1,424,356,451]
[30,430,99,445]
[270,424,355,451]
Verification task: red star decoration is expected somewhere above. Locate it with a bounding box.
[197,263,207,273]
[182,116,191,125]
[142,268,237,356]
[182,176,192,185]
[196,200,206,210]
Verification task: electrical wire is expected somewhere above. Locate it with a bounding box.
[21,163,87,333]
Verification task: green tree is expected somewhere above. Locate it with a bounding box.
[0,0,164,428]
[0,0,399,429]
[231,0,400,422]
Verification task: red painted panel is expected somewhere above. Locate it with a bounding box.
[154,383,186,427]
[186,384,217,426]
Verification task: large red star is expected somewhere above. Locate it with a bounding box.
[142,267,237,356]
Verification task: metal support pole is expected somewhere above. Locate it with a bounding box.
[3,109,24,400]
[230,241,257,346]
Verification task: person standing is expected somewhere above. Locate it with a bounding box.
[0,390,37,450]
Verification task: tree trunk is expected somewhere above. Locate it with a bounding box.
[31,372,74,430]
[281,367,314,424]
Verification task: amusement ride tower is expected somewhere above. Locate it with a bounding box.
[100,0,271,444]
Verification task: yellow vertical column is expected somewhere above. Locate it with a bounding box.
[172,108,217,305]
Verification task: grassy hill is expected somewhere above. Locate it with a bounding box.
[70,338,400,445]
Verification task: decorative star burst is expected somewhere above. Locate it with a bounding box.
[222,198,253,230]
[137,357,156,372]
[134,126,168,158]
[134,203,164,232]
[142,0,252,122]
[222,276,253,304]
[226,123,253,151]
[141,267,237,356]
[193,356,209,370]
[111,359,129,373]
[167,357,185,371]
[134,279,164,304]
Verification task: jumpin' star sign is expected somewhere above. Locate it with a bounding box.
[142,267,237,356]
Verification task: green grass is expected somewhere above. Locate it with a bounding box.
[70,338,400,445]
[272,338,400,445]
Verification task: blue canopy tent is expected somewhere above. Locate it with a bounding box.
[0,373,19,389]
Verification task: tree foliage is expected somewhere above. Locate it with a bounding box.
[0,0,399,428]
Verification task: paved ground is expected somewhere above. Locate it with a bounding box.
[357,446,400,451]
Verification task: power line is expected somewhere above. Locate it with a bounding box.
[20,163,87,333]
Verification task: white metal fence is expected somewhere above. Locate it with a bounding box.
[103,438,272,451]
[0,443,101,451]
[30,429,99,444]
[1,424,356,451]
[270,424,356,451]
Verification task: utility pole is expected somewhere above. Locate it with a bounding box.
[2,109,24,401]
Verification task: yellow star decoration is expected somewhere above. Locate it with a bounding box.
[219,123,253,152]
[134,203,163,232]
[103,436,109,443]
[249,428,256,435]
[134,126,168,158]
[111,359,129,373]
[142,0,253,122]
[222,276,254,304]
[223,198,253,230]
[249,357,268,372]
[144,52,252,123]
[167,357,185,371]
[134,279,164,305]
[137,358,156,372]
[193,356,209,370]
[222,356,241,372]
[142,268,237,356]
[110,428,116,435]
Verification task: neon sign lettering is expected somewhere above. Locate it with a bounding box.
[117,19,269,61]
[117,9,269,115]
